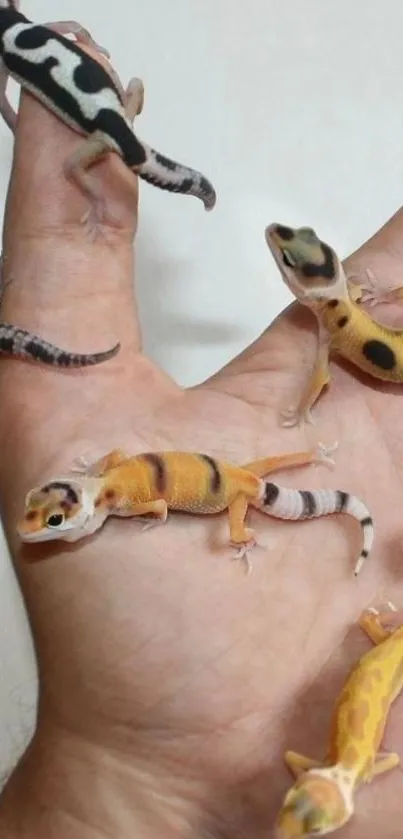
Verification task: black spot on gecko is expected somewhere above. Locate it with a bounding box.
[199,455,222,493]
[73,59,117,95]
[23,340,55,364]
[154,152,178,172]
[104,489,116,501]
[0,9,23,40]
[336,491,349,512]
[55,352,72,366]
[43,482,79,505]
[362,339,396,371]
[361,517,373,528]
[327,299,339,308]
[337,316,349,328]
[0,334,16,353]
[299,490,316,516]
[142,453,167,494]
[301,243,335,280]
[274,225,294,241]
[263,482,279,506]
[14,24,51,50]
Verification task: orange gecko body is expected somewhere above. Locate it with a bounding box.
[95,450,262,514]
[17,443,373,576]
[276,607,403,837]
[18,446,323,553]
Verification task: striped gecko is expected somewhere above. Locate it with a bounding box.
[265,223,403,427]
[0,321,119,366]
[17,444,373,576]
[0,265,119,366]
[276,603,403,837]
[0,2,216,237]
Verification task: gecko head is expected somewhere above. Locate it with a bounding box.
[264,223,349,307]
[275,769,354,838]
[17,479,96,544]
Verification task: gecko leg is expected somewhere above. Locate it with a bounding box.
[0,59,16,132]
[281,328,331,428]
[348,268,403,308]
[346,278,365,304]
[368,752,400,779]
[228,494,256,574]
[71,449,131,477]
[124,77,145,124]
[284,751,323,779]
[243,441,339,477]
[114,499,168,531]
[44,21,110,58]
[358,606,403,644]
[63,131,122,239]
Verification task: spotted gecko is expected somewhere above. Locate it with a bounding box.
[0,1,216,236]
[275,602,403,837]
[265,223,403,427]
[17,444,373,576]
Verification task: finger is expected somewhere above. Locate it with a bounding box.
[204,208,403,398]
[1,43,142,360]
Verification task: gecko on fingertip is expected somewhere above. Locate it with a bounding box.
[0,1,216,238]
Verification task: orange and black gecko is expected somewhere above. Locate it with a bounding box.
[17,444,373,575]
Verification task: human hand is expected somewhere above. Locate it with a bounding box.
[0,50,402,839]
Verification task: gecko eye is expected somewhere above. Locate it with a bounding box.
[282,249,297,268]
[46,513,65,528]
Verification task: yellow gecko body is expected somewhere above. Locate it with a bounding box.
[17,444,374,575]
[265,223,403,427]
[276,605,403,837]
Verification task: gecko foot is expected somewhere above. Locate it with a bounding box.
[366,601,399,619]
[232,545,253,575]
[230,532,256,575]
[140,516,167,533]
[70,454,91,474]
[280,404,315,428]
[45,21,111,59]
[352,268,403,307]
[314,440,339,469]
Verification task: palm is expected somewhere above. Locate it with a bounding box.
[5,287,403,839]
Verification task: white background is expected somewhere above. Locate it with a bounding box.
[1,0,403,783]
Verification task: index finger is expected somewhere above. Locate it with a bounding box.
[0,39,143,372]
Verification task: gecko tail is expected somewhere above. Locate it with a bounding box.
[254,483,374,577]
[0,324,120,367]
[134,141,216,211]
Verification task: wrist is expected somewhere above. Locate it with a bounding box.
[0,723,200,839]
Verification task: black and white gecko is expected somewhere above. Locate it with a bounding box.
[0,1,216,235]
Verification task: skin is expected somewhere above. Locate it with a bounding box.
[1,45,403,839]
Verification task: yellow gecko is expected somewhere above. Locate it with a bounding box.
[265,223,403,427]
[17,443,373,575]
[275,602,403,837]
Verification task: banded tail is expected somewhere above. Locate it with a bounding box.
[0,323,120,367]
[134,143,216,211]
[255,484,374,576]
